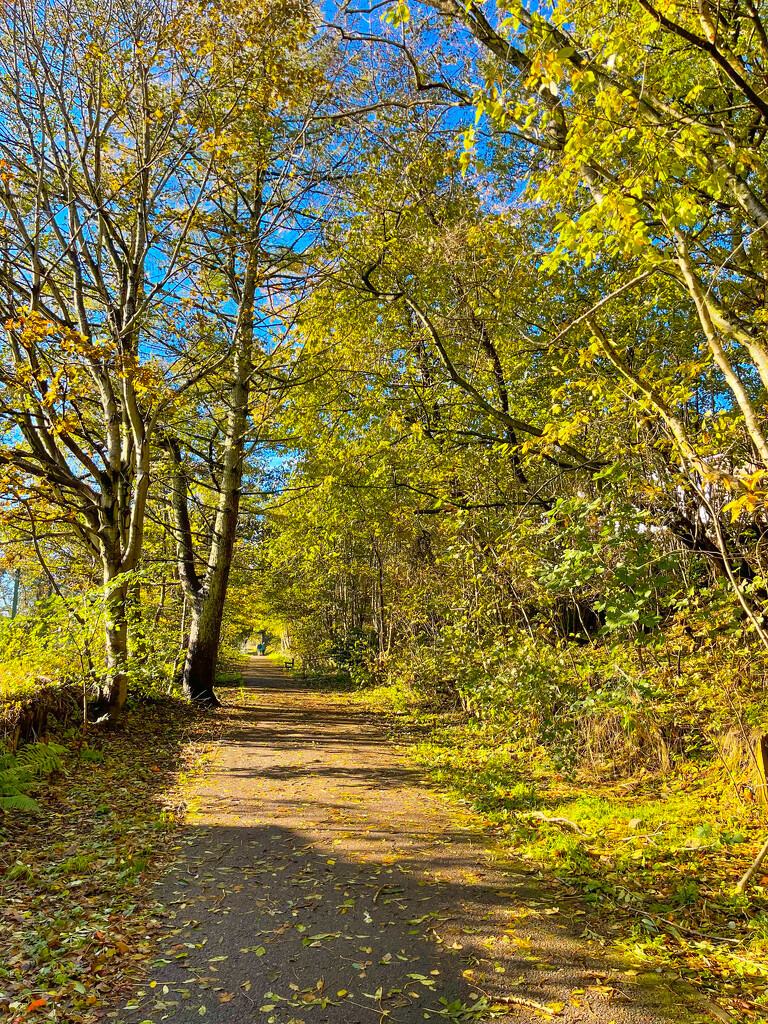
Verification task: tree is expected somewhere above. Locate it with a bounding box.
[0,0,307,708]
[325,0,768,631]
[163,1,325,703]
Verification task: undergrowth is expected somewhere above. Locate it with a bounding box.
[0,743,68,813]
[0,698,225,1023]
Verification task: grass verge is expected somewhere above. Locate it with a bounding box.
[355,679,768,1024]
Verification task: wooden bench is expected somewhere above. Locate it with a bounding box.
[284,657,295,670]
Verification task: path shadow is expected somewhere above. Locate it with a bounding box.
[114,663,709,1024]
[117,822,697,1024]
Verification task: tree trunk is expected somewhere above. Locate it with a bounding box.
[168,210,259,706]
[182,575,229,706]
[182,602,220,705]
[104,576,129,710]
[173,343,249,706]
[166,189,262,707]
[179,377,247,706]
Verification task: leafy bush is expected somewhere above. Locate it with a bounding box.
[324,627,380,685]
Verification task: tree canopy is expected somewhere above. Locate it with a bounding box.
[5,1,768,1015]
[0,0,766,762]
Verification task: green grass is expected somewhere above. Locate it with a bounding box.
[355,677,768,1022]
[214,671,244,685]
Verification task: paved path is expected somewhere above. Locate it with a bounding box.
[119,659,702,1024]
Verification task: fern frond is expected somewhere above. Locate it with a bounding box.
[16,743,63,776]
[0,794,41,813]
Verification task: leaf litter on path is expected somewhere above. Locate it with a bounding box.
[112,659,709,1024]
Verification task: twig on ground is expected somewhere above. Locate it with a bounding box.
[736,835,768,895]
[472,982,562,1016]
[521,811,589,837]
[617,825,666,845]
[491,993,562,1015]
[624,906,742,944]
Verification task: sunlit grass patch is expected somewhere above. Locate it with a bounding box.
[356,676,768,1022]
[215,671,245,685]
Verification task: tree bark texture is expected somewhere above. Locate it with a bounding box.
[169,206,260,705]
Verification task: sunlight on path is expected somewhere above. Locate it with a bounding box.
[116,658,702,1024]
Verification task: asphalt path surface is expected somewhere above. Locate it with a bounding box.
[117,658,705,1024]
